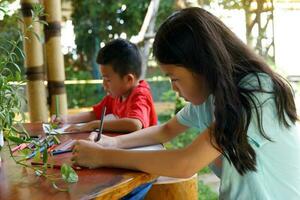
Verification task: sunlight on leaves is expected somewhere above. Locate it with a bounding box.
[61,164,78,183]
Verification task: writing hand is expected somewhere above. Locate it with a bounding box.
[50,114,67,127]
[71,139,104,169]
[88,132,118,148]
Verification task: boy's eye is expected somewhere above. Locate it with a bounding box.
[170,79,178,82]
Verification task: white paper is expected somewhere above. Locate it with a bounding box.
[42,123,86,134]
[128,144,164,151]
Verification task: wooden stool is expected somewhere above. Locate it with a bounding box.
[144,174,198,200]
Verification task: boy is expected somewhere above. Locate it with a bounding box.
[53,39,157,133]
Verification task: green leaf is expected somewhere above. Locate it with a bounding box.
[33,148,41,162]
[61,164,78,183]
[32,32,42,42]
[37,20,48,26]
[19,148,31,157]
[50,123,59,129]
[52,135,60,144]
[0,7,7,15]
[12,63,21,72]
[14,45,26,60]
[7,135,26,144]
[42,146,48,164]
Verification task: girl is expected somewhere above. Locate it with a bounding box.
[72,7,300,199]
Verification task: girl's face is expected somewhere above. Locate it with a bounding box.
[160,64,210,105]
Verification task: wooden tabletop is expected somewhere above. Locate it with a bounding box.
[0,123,157,200]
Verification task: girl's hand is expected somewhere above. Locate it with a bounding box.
[88,132,118,148]
[65,122,95,132]
[71,140,103,168]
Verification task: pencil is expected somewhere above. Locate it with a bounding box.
[95,106,106,142]
[26,140,55,159]
[51,149,73,155]
[12,143,28,153]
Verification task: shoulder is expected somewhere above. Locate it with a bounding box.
[179,96,214,116]
[176,96,214,130]
[102,95,115,102]
[130,80,152,97]
[239,73,273,91]
[136,80,151,91]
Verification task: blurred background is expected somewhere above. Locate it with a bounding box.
[1,0,300,199]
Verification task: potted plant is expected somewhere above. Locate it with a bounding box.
[0,1,26,162]
[0,2,78,190]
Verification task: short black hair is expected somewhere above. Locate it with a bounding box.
[96,39,142,78]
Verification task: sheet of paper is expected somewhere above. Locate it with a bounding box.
[42,123,70,134]
[128,144,164,151]
[42,123,86,134]
[43,114,116,135]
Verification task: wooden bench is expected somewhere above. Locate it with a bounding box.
[144,174,198,200]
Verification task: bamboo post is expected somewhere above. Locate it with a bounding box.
[44,0,68,116]
[20,0,48,122]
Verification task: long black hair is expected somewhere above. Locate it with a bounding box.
[153,7,298,175]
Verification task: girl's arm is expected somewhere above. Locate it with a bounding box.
[73,123,221,178]
[99,116,189,149]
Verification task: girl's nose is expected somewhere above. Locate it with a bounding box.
[171,83,179,92]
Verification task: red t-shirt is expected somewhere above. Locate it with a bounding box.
[92,80,157,128]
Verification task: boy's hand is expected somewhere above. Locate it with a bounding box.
[65,122,95,133]
[71,140,103,169]
[88,132,118,148]
[50,115,68,126]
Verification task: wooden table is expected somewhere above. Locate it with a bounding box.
[0,123,156,200]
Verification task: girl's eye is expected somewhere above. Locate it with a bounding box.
[171,79,178,82]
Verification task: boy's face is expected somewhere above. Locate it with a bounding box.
[100,64,133,98]
[160,64,210,105]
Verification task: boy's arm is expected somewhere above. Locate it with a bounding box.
[103,118,142,132]
[78,118,142,133]
[64,111,97,124]
[125,92,156,129]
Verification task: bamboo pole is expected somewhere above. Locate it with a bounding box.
[20,0,48,122]
[44,0,68,116]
